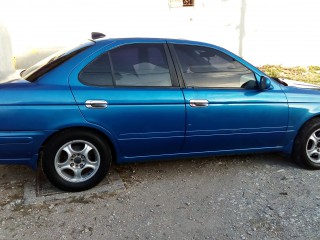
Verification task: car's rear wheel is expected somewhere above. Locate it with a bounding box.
[293,118,320,169]
[42,130,111,191]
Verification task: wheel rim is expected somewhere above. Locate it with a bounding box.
[306,129,320,163]
[54,140,101,183]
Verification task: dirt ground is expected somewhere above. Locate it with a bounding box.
[0,153,320,240]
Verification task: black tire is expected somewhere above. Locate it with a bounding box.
[293,118,320,169]
[42,129,111,192]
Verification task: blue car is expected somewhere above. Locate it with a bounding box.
[1,35,320,191]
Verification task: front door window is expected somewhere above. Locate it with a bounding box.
[174,44,257,89]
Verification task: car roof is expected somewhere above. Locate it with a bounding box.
[92,37,213,47]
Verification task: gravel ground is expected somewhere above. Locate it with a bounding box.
[0,153,320,240]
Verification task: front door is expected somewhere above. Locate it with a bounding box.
[170,43,288,154]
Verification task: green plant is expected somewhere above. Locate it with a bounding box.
[258,65,320,85]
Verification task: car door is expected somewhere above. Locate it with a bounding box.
[69,41,185,162]
[169,43,289,154]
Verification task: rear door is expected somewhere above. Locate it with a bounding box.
[69,40,185,162]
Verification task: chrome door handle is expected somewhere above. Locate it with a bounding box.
[190,99,209,107]
[85,100,108,109]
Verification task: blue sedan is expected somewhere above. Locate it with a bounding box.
[1,35,320,191]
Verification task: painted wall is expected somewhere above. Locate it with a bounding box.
[0,22,14,79]
[0,0,319,69]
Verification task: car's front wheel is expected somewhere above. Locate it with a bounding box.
[293,118,320,169]
[42,130,111,191]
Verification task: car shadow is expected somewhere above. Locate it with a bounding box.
[115,153,299,187]
[0,153,299,200]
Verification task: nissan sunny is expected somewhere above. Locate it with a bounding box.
[1,36,320,191]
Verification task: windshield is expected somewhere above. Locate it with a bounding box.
[22,40,95,82]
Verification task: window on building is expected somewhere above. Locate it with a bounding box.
[183,0,194,7]
[168,0,194,8]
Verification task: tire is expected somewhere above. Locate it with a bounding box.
[42,130,111,192]
[293,118,320,169]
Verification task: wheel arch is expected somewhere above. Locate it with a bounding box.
[284,114,320,156]
[291,115,320,169]
[39,126,118,165]
[296,115,320,138]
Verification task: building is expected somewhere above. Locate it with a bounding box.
[0,0,319,72]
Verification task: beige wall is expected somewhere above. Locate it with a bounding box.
[0,0,319,69]
[0,22,14,79]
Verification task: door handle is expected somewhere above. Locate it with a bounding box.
[190,99,209,107]
[85,100,108,109]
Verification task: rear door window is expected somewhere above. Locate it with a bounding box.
[110,44,172,87]
[79,43,173,87]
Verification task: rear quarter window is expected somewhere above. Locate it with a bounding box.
[79,52,113,86]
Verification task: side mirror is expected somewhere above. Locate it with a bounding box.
[259,76,271,90]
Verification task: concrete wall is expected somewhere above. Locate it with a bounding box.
[244,0,320,66]
[0,0,319,69]
[0,21,14,79]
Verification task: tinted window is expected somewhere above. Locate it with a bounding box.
[79,52,113,86]
[110,44,172,87]
[174,44,256,89]
[24,41,94,82]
